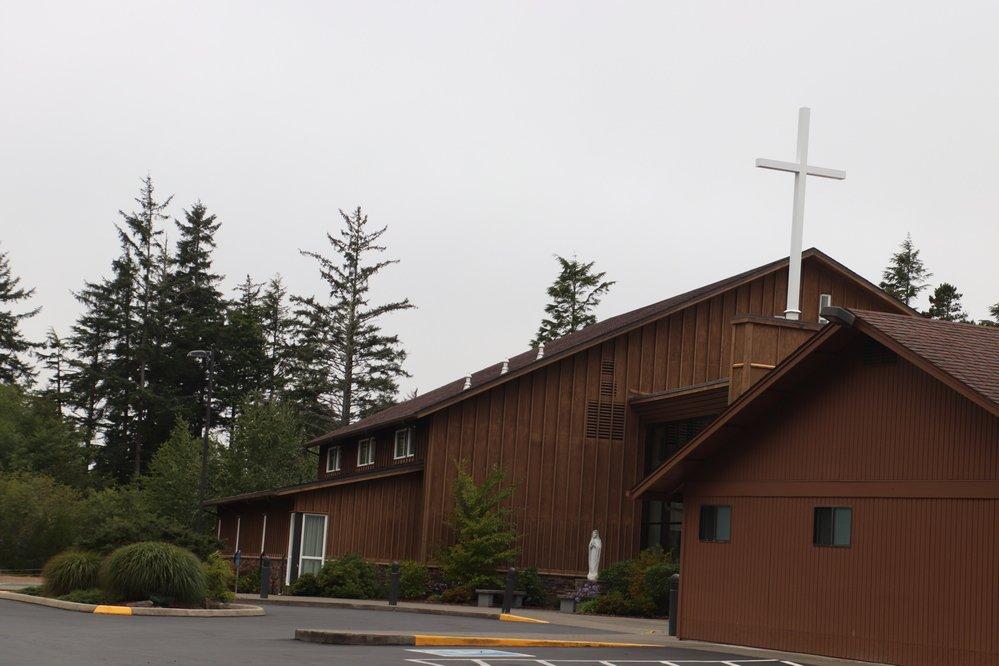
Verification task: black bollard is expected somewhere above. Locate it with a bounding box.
[502,567,517,614]
[259,556,270,599]
[388,561,400,606]
[667,573,680,636]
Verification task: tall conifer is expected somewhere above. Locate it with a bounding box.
[926,283,968,321]
[532,255,614,346]
[0,245,39,385]
[879,233,931,307]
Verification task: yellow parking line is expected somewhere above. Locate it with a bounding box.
[498,613,549,624]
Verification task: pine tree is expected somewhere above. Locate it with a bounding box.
[259,275,294,401]
[879,233,932,307]
[165,201,226,436]
[284,295,338,438]
[66,280,113,453]
[532,254,614,346]
[0,245,39,385]
[926,283,968,322]
[215,276,268,435]
[116,175,172,477]
[35,328,69,410]
[300,207,415,426]
[979,303,999,327]
[439,461,518,590]
[141,419,220,530]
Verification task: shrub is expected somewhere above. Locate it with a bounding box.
[437,461,518,590]
[577,590,656,617]
[588,547,678,617]
[57,588,109,604]
[202,552,235,604]
[0,473,82,570]
[315,554,382,599]
[101,541,206,606]
[397,561,430,600]
[518,566,553,608]
[438,585,473,604]
[237,569,260,594]
[42,550,103,596]
[18,585,43,596]
[288,572,320,596]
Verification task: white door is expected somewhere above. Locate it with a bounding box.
[299,514,327,575]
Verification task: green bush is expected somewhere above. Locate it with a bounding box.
[588,547,678,617]
[396,561,429,600]
[288,572,320,596]
[437,462,518,590]
[237,569,260,594]
[518,566,552,608]
[42,550,103,596]
[18,585,43,596]
[202,552,235,604]
[0,473,82,570]
[315,554,382,599]
[577,590,656,617]
[438,585,473,604]
[101,541,206,606]
[57,588,109,604]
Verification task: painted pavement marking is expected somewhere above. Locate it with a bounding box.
[404,658,793,666]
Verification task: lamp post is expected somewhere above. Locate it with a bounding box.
[187,349,214,525]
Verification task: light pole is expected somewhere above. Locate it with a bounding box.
[187,349,214,526]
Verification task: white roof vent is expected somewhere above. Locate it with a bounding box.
[536,343,545,360]
[462,374,472,390]
[500,360,509,375]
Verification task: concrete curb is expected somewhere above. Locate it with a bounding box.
[0,591,265,617]
[247,595,504,620]
[294,628,657,648]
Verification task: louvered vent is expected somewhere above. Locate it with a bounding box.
[599,359,616,397]
[585,401,626,440]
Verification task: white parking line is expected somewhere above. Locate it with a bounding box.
[404,659,791,665]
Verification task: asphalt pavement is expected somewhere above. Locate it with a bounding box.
[0,597,821,665]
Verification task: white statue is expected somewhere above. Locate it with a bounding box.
[587,530,602,581]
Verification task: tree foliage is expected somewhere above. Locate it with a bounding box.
[532,255,614,346]
[221,397,311,495]
[0,384,87,487]
[927,282,968,321]
[438,461,518,590]
[879,233,931,307]
[0,473,82,569]
[0,244,39,385]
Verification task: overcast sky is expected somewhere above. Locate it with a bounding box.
[1,1,996,395]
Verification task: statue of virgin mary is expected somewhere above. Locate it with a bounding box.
[587,530,602,581]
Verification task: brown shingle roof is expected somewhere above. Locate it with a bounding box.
[308,248,911,446]
[852,310,999,408]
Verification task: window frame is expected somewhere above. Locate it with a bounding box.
[357,437,375,467]
[393,428,415,460]
[813,506,852,548]
[698,504,732,543]
[298,513,328,576]
[326,445,342,473]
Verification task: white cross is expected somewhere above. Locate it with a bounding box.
[756,107,845,320]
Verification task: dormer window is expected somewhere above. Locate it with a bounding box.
[818,293,832,324]
[357,438,375,467]
[394,428,415,459]
[326,446,341,473]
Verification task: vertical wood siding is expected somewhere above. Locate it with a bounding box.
[419,260,896,574]
[679,345,999,665]
[293,472,423,562]
[317,423,426,480]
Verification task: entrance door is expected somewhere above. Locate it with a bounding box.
[299,514,328,575]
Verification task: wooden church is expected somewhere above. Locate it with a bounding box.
[208,248,913,579]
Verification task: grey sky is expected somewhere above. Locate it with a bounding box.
[2,1,996,396]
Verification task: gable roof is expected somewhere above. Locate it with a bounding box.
[308,249,914,447]
[630,309,999,498]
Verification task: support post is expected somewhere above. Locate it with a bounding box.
[668,573,680,636]
[259,556,270,599]
[388,561,399,606]
[502,567,517,614]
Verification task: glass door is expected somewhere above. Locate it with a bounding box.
[299,514,327,575]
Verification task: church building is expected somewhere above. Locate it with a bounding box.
[634,308,998,666]
[207,248,914,583]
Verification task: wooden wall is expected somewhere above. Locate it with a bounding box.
[678,341,999,665]
[418,259,901,574]
[294,472,424,562]
[217,498,292,557]
[317,423,426,480]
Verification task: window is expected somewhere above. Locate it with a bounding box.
[357,438,375,466]
[326,446,341,473]
[818,293,832,324]
[641,499,684,556]
[394,428,415,459]
[813,507,852,547]
[698,505,731,542]
[644,415,716,474]
[299,514,327,575]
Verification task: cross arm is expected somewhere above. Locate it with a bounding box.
[755,158,846,180]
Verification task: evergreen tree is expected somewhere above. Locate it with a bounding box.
[221,398,311,495]
[0,245,39,385]
[259,275,294,400]
[879,233,932,307]
[216,275,268,435]
[300,207,414,426]
[141,419,219,530]
[116,175,172,477]
[532,254,614,346]
[0,384,87,488]
[66,279,114,458]
[284,294,338,438]
[926,283,968,322]
[36,328,69,410]
[165,201,226,436]
[438,462,518,590]
[978,303,999,327]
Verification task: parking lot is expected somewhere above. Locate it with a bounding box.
[0,598,819,665]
